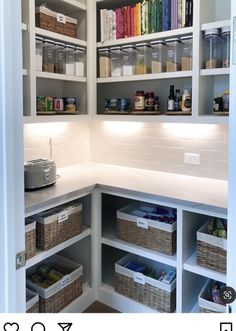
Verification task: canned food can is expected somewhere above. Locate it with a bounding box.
[54,98,64,112]
[64,97,77,112]
[110,98,118,111]
[120,98,130,112]
[45,96,54,112]
[105,99,111,111]
[37,96,46,112]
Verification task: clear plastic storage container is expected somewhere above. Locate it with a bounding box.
[43,39,55,73]
[99,48,111,78]
[36,36,43,71]
[64,44,75,75]
[180,36,192,71]
[136,43,151,75]
[151,41,166,73]
[122,45,136,76]
[166,38,181,72]
[204,29,222,69]
[55,42,65,74]
[221,26,231,68]
[74,47,86,77]
[111,46,122,77]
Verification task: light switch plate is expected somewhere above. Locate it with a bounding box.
[184,153,200,165]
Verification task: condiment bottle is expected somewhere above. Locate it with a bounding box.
[135,91,145,111]
[213,94,224,112]
[182,89,192,112]
[167,85,175,111]
[223,89,229,112]
[174,89,182,111]
[145,92,155,111]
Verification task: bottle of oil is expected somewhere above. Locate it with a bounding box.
[167,85,175,111]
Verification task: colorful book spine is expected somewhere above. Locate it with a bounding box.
[136,2,142,35]
[131,6,135,37]
[115,8,123,39]
[162,0,169,31]
[156,0,162,32]
[178,0,182,28]
[151,0,157,33]
[100,9,104,42]
[145,0,149,34]
[168,0,171,30]
[141,0,146,35]
[182,0,186,27]
[172,0,178,30]
[188,0,193,26]
[112,10,116,40]
[185,0,189,27]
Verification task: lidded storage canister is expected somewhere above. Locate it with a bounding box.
[165,38,181,72]
[151,40,166,73]
[122,45,136,76]
[204,28,222,69]
[110,46,122,77]
[55,42,65,74]
[180,35,193,71]
[74,47,86,77]
[98,48,111,78]
[36,36,43,71]
[136,43,151,75]
[221,26,231,68]
[43,39,55,72]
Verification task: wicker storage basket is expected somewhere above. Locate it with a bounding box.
[115,254,176,312]
[117,204,176,255]
[197,222,227,274]
[198,280,226,313]
[35,6,77,38]
[27,255,83,313]
[25,219,36,260]
[33,202,82,251]
[26,288,39,313]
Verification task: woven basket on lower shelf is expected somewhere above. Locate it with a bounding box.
[27,255,83,313]
[35,6,77,38]
[117,203,177,255]
[114,254,176,312]
[25,219,36,260]
[198,280,226,313]
[26,288,39,313]
[32,201,83,251]
[196,222,227,274]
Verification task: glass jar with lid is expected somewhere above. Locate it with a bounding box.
[180,35,193,71]
[166,38,181,72]
[43,39,55,73]
[55,42,65,74]
[110,46,122,77]
[64,44,75,75]
[221,26,231,68]
[122,45,136,76]
[150,40,166,73]
[136,43,151,75]
[98,48,111,78]
[74,47,86,77]
[36,36,43,71]
[204,28,222,69]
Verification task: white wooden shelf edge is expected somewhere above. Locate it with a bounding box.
[97,71,192,83]
[99,284,159,313]
[36,71,87,82]
[183,251,226,283]
[97,27,193,48]
[24,114,90,124]
[22,23,27,31]
[102,236,177,267]
[201,19,231,31]
[35,28,87,47]
[26,227,91,269]
[200,68,230,76]
[60,283,94,313]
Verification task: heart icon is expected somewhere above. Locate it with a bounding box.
[3,323,19,331]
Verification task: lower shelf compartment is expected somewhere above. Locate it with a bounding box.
[37,111,81,115]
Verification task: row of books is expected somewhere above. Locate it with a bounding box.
[100,0,193,42]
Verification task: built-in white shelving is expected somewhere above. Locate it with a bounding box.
[200,68,230,76]
[201,19,231,31]
[36,71,87,83]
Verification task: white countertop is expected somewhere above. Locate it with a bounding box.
[25,163,228,216]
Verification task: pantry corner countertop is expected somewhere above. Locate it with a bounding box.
[25,163,228,215]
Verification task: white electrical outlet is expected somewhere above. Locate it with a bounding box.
[184,153,201,165]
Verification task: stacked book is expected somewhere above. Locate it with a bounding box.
[100,0,193,42]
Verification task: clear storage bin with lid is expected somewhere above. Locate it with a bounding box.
[180,35,192,71]
[122,45,136,76]
[204,29,222,69]
[74,47,86,77]
[151,40,166,73]
[36,36,43,71]
[55,42,65,74]
[136,43,151,75]
[166,38,181,72]
[64,44,75,75]
[98,48,111,78]
[110,46,122,77]
[221,26,231,68]
[43,39,55,73]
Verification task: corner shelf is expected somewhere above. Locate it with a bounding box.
[200,68,230,76]
[184,251,226,283]
[201,19,231,31]
[97,27,193,48]
[35,27,87,47]
[97,71,193,84]
[36,71,87,83]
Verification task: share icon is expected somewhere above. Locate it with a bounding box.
[58,323,73,331]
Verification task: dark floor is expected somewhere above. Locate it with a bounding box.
[83,301,120,313]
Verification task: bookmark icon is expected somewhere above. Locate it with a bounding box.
[58,323,72,331]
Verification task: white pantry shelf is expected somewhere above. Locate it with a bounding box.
[200,68,230,76]
[26,227,91,269]
[201,19,231,31]
[97,71,193,83]
[43,0,86,11]
[102,234,177,267]
[36,71,87,82]
[184,251,226,283]
[35,28,87,47]
[24,114,89,124]
[97,27,193,48]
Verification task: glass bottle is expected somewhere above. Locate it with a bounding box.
[167,85,175,111]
